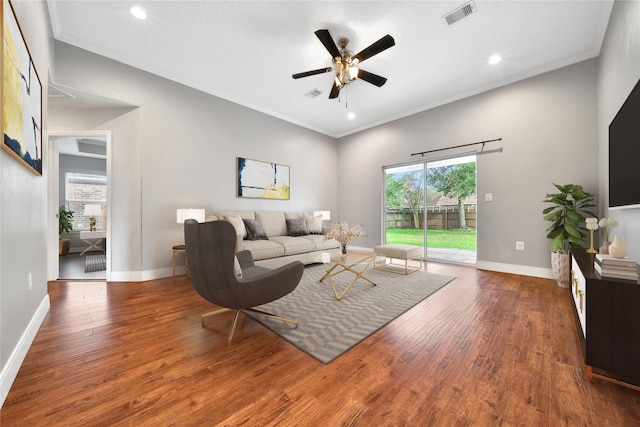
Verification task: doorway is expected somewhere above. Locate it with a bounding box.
[382,155,477,264]
[48,131,112,281]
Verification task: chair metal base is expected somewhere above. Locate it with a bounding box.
[201,307,298,341]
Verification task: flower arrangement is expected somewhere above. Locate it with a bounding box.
[598,218,618,242]
[324,221,367,254]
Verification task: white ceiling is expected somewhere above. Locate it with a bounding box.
[47,1,613,138]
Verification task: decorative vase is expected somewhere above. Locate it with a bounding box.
[59,238,70,256]
[608,235,627,259]
[341,243,348,256]
[599,240,611,255]
[551,252,570,288]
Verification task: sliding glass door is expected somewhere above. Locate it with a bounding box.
[383,155,477,264]
[383,163,426,248]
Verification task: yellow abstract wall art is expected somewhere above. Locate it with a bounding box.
[237,157,290,200]
[2,0,43,175]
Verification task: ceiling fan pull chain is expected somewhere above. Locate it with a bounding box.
[345,86,348,109]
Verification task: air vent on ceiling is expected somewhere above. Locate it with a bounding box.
[443,1,476,26]
[305,89,322,98]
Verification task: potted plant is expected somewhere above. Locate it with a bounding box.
[59,205,74,256]
[543,183,596,287]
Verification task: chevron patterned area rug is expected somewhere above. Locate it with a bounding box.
[85,254,106,273]
[248,264,455,364]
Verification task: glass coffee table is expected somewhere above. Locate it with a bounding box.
[319,252,377,300]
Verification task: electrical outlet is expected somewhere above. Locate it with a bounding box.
[485,193,493,202]
[516,241,525,251]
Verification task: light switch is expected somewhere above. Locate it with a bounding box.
[485,193,493,202]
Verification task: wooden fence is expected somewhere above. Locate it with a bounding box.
[385,206,477,230]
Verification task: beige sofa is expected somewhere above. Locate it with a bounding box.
[213,210,340,268]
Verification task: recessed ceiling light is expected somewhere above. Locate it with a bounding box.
[489,54,502,65]
[347,112,355,120]
[130,5,147,20]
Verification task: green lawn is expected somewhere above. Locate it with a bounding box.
[385,228,477,251]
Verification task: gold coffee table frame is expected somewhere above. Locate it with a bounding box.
[320,253,376,300]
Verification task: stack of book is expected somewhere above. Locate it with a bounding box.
[594,254,639,281]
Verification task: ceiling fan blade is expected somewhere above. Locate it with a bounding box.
[357,69,388,87]
[329,81,340,99]
[292,67,333,79]
[315,29,341,59]
[353,34,395,63]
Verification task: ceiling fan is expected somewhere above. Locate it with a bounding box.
[292,29,395,99]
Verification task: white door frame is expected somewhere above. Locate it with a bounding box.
[47,130,112,281]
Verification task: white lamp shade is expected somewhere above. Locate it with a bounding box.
[84,204,102,216]
[314,210,331,221]
[177,208,205,223]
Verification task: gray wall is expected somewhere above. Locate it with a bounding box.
[337,59,599,277]
[597,0,640,263]
[0,0,53,405]
[50,41,339,280]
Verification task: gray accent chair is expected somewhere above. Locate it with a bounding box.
[184,219,304,340]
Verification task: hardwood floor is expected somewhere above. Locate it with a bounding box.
[2,261,639,425]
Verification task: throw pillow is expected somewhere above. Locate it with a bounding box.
[233,256,243,279]
[305,213,323,234]
[225,215,247,239]
[243,219,268,240]
[286,218,309,237]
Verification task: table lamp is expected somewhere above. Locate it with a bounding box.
[313,210,331,226]
[176,208,206,244]
[176,208,206,224]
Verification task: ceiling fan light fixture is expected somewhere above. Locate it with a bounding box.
[348,66,359,80]
[292,29,395,100]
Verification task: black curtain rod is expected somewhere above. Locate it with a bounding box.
[410,138,503,157]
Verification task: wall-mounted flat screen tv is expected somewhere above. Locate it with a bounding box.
[609,76,640,209]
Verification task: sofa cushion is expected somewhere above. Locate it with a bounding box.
[243,218,268,240]
[255,211,287,237]
[224,215,247,239]
[242,239,285,260]
[302,234,340,251]
[286,218,308,237]
[305,213,323,234]
[269,236,316,256]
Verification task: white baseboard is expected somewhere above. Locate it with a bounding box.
[476,260,554,279]
[1,295,50,408]
[108,270,144,282]
[142,267,175,282]
[108,267,176,282]
[349,246,373,253]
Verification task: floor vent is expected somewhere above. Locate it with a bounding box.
[305,89,322,98]
[443,1,476,26]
